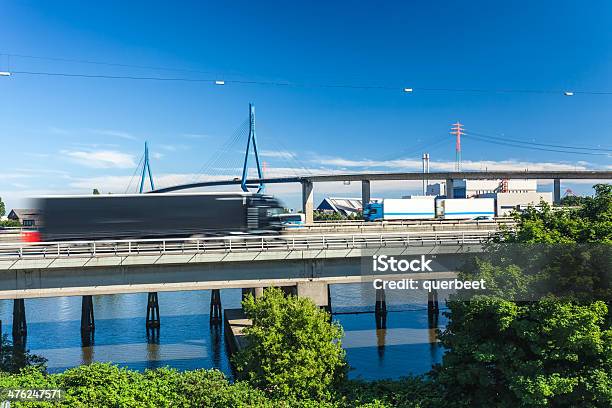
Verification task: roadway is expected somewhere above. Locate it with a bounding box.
[0,230,496,300]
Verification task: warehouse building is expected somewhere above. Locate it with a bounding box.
[479,191,553,216]
[427,179,537,198]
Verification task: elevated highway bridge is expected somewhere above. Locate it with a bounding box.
[0,229,497,300]
[151,170,612,223]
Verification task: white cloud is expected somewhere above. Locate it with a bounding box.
[48,126,70,135]
[310,156,590,172]
[260,150,296,159]
[61,150,136,169]
[182,133,209,139]
[159,144,190,151]
[89,129,138,141]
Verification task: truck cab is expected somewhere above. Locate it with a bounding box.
[363,202,383,221]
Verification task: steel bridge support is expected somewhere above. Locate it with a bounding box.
[146,292,160,328]
[302,180,314,224]
[12,299,27,348]
[210,289,222,323]
[80,295,95,344]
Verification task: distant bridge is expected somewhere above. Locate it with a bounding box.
[152,170,612,223]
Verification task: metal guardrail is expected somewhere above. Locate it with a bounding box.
[310,217,515,226]
[299,219,515,233]
[0,230,498,261]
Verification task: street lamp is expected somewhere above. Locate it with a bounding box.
[0,71,11,77]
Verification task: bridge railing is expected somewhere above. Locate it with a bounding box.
[311,217,515,225]
[0,230,499,260]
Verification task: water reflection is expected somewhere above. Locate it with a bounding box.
[0,284,446,379]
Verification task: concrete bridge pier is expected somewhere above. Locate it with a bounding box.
[146,292,160,329]
[554,178,561,204]
[301,180,314,224]
[12,299,27,348]
[361,180,371,208]
[297,281,331,312]
[210,289,222,323]
[254,287,265,299]
[445,179,454,199]
[427,288,439,315]
[375,288,387,329]
[80,295,95,344]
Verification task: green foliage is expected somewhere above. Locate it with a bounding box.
[0,335,47,373]
[0,363,271,408]
[504,184,612,244]
[314,211,344,221]
[0,196,5,217]
[234,287,348,401]
[0,219,21,227]
[559,194,587,207]
[92,189,100,195]
[435,184,612,407]
[314,211,363,221]
[436,298,611,407]
[0,362,442,407]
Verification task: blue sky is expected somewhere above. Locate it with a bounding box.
[1,1,611,210]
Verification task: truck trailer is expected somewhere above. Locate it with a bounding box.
[435,198,495,220]
[36,192,285,241]
[363,198,436,221]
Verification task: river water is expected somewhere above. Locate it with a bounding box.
[0,284,447,380]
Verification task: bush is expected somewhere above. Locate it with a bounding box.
[0,335,47,373]
[233,287,348,401]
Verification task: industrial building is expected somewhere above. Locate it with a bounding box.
[480,191,553,216]
[427,179,537,198]
[316,197,364,217]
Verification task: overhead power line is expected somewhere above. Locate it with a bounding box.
[466,130,612,152]
[463,132,611,156]
[1,70,611,96]
[1,52,221,75]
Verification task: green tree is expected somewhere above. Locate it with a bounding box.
[434,184,612,407]
[92,188,100,195]
[234,287,348,401]
[0,196,5,218]
[436,298,611,407]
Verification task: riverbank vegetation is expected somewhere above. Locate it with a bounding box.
[0,185,609,407]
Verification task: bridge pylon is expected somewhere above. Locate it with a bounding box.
[241,103,264,193]
[139,141,155,193]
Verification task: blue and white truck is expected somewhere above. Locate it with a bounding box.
[363,197,496,221]
[363,198,436,221]
[435,198,495,220]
